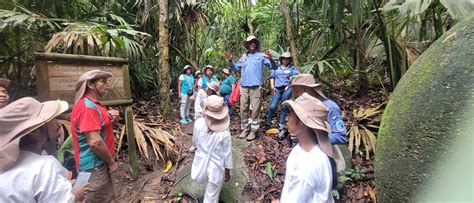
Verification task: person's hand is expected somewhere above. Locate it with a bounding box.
[72,183,90,201]
[108,160,118,172]
[107,109,120,124]
[224,51,233,60]
[264,48,272,59]
[271,87,277,94]
[224,169,231,182]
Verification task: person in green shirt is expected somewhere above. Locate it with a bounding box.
[219,68,236,107]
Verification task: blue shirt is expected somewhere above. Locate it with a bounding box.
[322,99,348,144]
[199,76,218,89]
[270,64,299,88]
[179,74,195,93]
[229,51,275,87]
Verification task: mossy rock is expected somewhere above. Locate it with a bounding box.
[375,15,474,202]
[170,139,250,202]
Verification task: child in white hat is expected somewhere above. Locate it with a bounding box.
[191,95,233,203]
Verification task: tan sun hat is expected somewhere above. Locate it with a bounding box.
[0,97,68,172]
[204,95,229,132]
[222,68,231,75]
[291,74,327,99]
[283,93,333,158]
[280,52,292,59]
[207,82,220,94]
[244,35,260,50]
[182,65,192,73]
[0,78,10,88]
[74,70,113,104]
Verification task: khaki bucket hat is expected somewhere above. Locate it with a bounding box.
[222,68,231,75]
[291,74,327,99]
[74,70,113,104]
[207,82,220,94]
[283,93,333,158]
[204,95,229,132]
[0,97,68,172]
[0,78,10,88]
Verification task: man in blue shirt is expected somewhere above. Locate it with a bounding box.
[224,36,275,141]
[266,52,299,129]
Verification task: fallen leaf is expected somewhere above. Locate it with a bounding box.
[163,160,173,173]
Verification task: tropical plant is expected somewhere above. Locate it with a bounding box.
[348,103,385,159]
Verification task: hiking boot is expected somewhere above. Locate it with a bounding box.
[238,128,250,139]
[277,129,287,141]
[186,117,193,123]
[246,131,257,141]
[180,118,188,124]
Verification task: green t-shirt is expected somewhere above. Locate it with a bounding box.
[220,75,236,95]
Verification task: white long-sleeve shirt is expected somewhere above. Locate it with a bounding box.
[194,89,208,119]
[191,118,233,184]
[280,145,334,203]
[0,151,75,203]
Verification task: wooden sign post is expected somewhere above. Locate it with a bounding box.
[35,52,139,179]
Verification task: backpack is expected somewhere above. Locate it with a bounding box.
[229,80,240,106]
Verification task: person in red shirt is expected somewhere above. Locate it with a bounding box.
[71,70,120,202]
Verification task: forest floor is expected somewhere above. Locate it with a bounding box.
[112,79,386,202]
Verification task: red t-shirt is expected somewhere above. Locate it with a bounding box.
[71,96,115,170]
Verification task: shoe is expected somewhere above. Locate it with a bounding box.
[246,131,257,141]
[238,128,250,139]
[180,118,188,124]
[186,117,192,123]
[277,129,287,141]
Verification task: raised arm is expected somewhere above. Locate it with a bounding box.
[224,51,241,72]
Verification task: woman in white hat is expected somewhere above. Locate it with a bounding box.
[266,52,299,131]
[280,93,337,202]
[191,95,233,203]
[198,65,219,90]
[0,97,88,202]
[0,78,10,109]
[219,68,236,108]
[178,65,195,124]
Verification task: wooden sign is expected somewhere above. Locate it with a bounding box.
[35,53,128,105]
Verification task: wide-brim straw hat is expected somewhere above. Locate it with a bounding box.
[182,65,192,74]
[279,52,292,59]
[204,95,229,132]
[0,78,10,88]
[244,35,260,49]
[283,93,333,158]
[74,70,113,104]
[222,68,231,75]
[291,74,327,99]
[0,97,68,172]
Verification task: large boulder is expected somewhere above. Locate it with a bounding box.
[375,15,474,202]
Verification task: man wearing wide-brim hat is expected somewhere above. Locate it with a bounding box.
[224,35,276,141]
[0,97,88,202]
[198,65,219,90]
[291,74,348,144]
[191,95,233,202]
[71,70,120,202]
[0,78,11,109]
[280,93,336,202]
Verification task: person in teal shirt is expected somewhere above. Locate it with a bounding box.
[198,65,219,90]
[219,68,236,107]
[178,65,195,124]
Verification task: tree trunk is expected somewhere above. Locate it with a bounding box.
[157,0,173,119]
[280,0,300,68]
[355,24,368,94]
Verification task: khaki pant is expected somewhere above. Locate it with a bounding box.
[84,164,116,202]
[240,86,262,131]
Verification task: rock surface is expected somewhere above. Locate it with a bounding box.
[170,138,250,202]
[375,15,474,202]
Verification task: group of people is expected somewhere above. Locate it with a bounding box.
[178,65,235,124]
[0,70,119,202]
[189,36,348,202]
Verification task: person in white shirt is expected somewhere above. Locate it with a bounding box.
[0,97,88,202]
[280,93,337,203]
[194,82,219,120]
[191,95,233,203]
